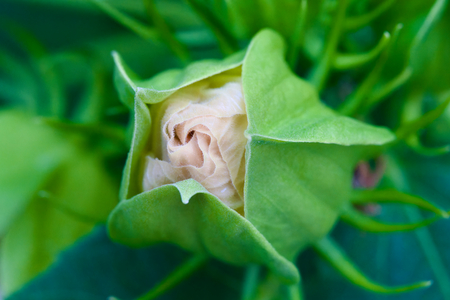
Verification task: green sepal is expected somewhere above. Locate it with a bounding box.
[108,179,300,284]
[109,29,396,280]
[243,29,395,259]
[242,30,395,145]
[113,50,245,109]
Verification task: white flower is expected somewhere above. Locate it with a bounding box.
[142,75,247,209]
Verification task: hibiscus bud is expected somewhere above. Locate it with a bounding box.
[142,76,247,209]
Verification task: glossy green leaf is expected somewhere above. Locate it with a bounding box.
[314,236,432,293]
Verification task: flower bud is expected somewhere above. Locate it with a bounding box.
[142,76,247,209]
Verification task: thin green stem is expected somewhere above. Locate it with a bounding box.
[360,66,413,114]
[287,0,308,70]
[408,0,449,64]
[338,23,403,116]
[242,265,261,300]
[136,254,209,300]
[345,0,397,31]
[142,0,191,65]
[308,0,349,91]
[286,283,303,300]
[89,0,159,41]
[333,31,391,70]
[185,0,239,55]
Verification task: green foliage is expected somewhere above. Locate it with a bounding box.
[0,111,118,294]
[109,29,394,288]
[1,0,450,299]
[109,179,299,284]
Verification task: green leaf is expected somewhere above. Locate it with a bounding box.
[0,110,118,295]
[0,111,62,236]
[1,195,95,296]
[108,179,299,284]
[314,236,432,293]
[7,226,243,300]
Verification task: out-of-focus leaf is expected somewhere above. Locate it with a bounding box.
[0,111,63,235]
[0,111,118,295]
[7,226,243,300]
